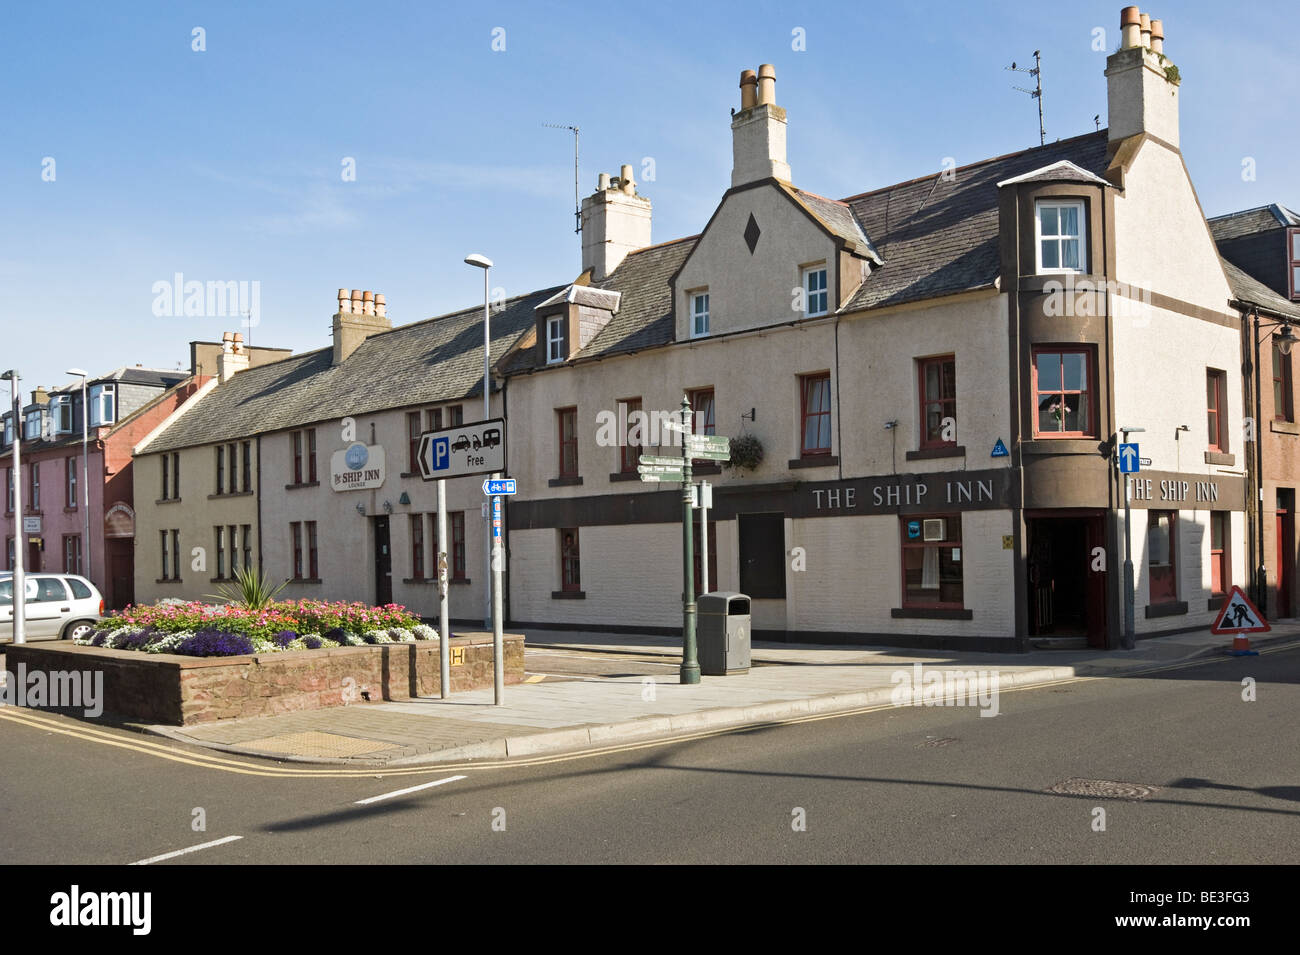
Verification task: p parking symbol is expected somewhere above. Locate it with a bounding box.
[433,437,450,471]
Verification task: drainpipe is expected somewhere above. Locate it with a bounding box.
[1252,308,1267,613]
[256,433,263,572]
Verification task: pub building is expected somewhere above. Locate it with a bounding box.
[500,8,1248,651]
[128,8,1251,651]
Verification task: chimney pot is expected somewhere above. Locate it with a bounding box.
[362,290,375,316]
[375,293,386,318]
[1120,6,1142,48]
[597,171,611,191]
[756,63,776,106]
[338,288,350,313]
[1139,12,1151,46]
[1149,18,1163,53]
[739,69,757,110]
[619,164,636,195]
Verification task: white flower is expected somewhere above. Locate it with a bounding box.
[412,624,439,641]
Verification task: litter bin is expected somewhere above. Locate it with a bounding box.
[697,592,751,675]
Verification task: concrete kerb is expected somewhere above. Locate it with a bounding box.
[128,632,1300,767]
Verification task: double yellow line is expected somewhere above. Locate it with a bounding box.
[2,642,1293,780]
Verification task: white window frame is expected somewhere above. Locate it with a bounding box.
[1035,199,1087,274]
[1,415,11,448]
[802,266,829,317]
[51,395,73,434]
[23,411,42,440]
[546,316,565,364]
[89,383,116,427]
[691,292,710,338]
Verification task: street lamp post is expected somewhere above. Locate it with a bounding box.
[465,253,505,705]
[66,369,90,584]
[2,370,25,644]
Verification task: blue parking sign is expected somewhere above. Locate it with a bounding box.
[432,436,449,472]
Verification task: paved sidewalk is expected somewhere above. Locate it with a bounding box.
[138,624,1300,766]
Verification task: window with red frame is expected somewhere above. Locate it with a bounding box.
[689,388,716,436]
[560,528,581,592]
[307,521,319,579]
[1147,510,1177,604]
[918,355,957,449]
[558,407,578,477]
[800,373,832,455]
[1210,511,1229,597]
[451,512,466,580]
[410,514,425,579]
[1032,347,1095,437]
[407,411,422,472]
[900,515,964,608]
[1206,369,1227,451]
[291,522,303,579]
[619,398,642,472]
[1273,338,1294,422]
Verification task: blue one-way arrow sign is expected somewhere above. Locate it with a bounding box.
[483,478,517,496]
[1118,443,1140,473]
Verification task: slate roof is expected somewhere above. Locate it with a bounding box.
[841,130,1110,312]
[1208,204,1298,241]
[143,286,564,453]
[1209,203,1298,299]
[788,186,882,262]
[1221,258,1300,323]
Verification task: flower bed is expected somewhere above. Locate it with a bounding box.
[75,599,437,657]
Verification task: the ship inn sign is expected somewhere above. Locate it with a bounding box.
[801,469,1015,517]
[331,442,386,492]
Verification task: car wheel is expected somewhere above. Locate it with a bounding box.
[63,620,95,642]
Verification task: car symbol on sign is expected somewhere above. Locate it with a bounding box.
[451,434,472,452]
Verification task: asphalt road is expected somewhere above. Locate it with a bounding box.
[1,644,1297,865]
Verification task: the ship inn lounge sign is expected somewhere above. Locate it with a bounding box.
[331,442,386,491]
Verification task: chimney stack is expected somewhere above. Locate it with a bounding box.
[580,167,652,282]
[1105,7,1179,148]
[32,385,49,406]
[332,289,392,365]
[218,330,250,382]
[730,63,790,188]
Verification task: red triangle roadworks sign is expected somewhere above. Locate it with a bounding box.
[1210,585,1271,634]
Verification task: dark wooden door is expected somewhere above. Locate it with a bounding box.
[374,517,392,605]
[1277,503,1294,618]
[109,540,134,610]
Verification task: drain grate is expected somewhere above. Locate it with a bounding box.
[920,736,960,747]
[1047,777,1159,800]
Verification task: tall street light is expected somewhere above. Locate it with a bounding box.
[464,253,505,704]
[66,369,90,585]
[2,369,25,644]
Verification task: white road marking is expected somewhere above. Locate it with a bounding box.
[130,835,243,865]
[355,774,467,805]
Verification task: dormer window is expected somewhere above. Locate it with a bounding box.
[51,395,73,435]
[1036,200,1085,273]
[1,415,11,448]
[89,383,116,426]
[1288,228,1299,300]
[691,292,710,338]
[23,410,42,440]
[802,266,828,317]
[546,316,565,364]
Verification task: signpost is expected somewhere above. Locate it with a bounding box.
[638,399,732,685]
[1117,428,1145,650]
[418,418,508,702]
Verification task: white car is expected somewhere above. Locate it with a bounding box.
[0,573,105,642]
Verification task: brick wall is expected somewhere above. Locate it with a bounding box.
[5,632,523,725]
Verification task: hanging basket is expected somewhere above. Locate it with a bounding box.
[723,434,764,473]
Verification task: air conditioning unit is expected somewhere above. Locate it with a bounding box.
[922,518,946,542]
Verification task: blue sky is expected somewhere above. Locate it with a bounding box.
[3,0,1296,399]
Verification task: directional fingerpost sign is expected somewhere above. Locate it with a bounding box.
[483,478,516,496]
[418,418,505,480]
[1118,442,1140,473]
[1210,586,1270,635]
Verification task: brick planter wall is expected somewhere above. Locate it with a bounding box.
[3,632,524,725]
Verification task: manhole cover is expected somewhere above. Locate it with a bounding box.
[243,731,399,758]
[920,737,959,747]
[1047,777,1159,800]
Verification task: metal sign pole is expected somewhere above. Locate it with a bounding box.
[492,493,504,704]
[437,478,450,698]
[680,396,699,685]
